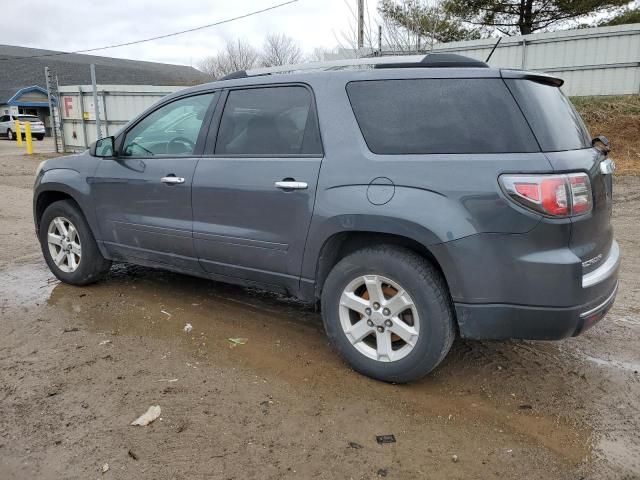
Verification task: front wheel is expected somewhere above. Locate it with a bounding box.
[7,129,14,141]
[39,200,111,285]
[321,246,455,383]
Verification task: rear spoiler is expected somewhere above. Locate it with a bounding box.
[500,69,564,87]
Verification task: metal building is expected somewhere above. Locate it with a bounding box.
[431,24,640,96]
[58,85,181,151]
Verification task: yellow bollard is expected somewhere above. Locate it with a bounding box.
[14,119,23,146]
[25,122,33,155]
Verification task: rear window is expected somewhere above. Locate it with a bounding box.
[346,79,539,155]
[505,80,591,151]
[17,115,40,122]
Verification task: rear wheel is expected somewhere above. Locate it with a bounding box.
[39,200,111,285]
[36,135,44,141]
[321,246,455,383]
[7,129,14,141]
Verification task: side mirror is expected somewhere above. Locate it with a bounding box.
[90,136,115,157]
[592,135,611,155]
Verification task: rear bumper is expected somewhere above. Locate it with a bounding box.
[455,281,618,340]
[431,230,621,340]
[19,129,45,135]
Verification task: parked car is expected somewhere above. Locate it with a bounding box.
[0,114,46,140]
[33,54,620,383]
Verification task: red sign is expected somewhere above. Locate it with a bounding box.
[64,97,73,118]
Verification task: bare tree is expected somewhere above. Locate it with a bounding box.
[379,0,479,54]
[333,0,377,57]
[198,39,259,79]
[306,46,340,62]
[260,33,303,67]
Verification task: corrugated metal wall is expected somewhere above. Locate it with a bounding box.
[432,24,640,96]
[58,85,182,151]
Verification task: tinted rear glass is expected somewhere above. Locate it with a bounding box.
[17,116,40,122]
[346,79,539,155]
[505,80,591,151]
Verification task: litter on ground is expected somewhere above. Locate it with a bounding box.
[130,405,161,426]
[228,337,248,348]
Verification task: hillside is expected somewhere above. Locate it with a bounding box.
[572,95,640,175]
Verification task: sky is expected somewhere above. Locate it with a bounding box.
[2,0,382,67]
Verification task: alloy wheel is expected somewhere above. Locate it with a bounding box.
[339,274,419,362]
[47,216,82,273]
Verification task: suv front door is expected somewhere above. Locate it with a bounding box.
[192,85,323,293]
[92,92,217,271]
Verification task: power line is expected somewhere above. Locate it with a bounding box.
[0,0,298,62]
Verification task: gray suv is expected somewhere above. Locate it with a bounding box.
[33,54,620,383]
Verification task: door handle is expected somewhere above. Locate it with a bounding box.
[275,181,308,190]
[161,176,185,185]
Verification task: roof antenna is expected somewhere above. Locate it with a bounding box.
[485,37,502,63]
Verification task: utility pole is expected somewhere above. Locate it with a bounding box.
[357,0,364,50]
[378,25,383,56]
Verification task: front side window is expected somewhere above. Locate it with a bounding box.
[347,79,539,155]
[215,86,321,156]
[122,93,215,157]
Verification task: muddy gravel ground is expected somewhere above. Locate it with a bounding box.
[1,146,639,479]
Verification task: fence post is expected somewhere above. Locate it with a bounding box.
[90,64,102,140]
[78,86,88,149]
[15,119,23,146]
[25,122,33,154]
[102,91,109,137]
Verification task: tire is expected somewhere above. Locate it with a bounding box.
[36,135,44,141]
[321,246,455,383]
[39,200,111,285]
[7,129,14,141]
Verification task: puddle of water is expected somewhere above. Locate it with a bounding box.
[579,352,640,373]
[596,437,640,476]
[615,315,640,327]
[0,263,58,305]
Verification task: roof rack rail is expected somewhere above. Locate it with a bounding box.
[242,53,487,78]
[221,70,248,80]
[375,53,488,69]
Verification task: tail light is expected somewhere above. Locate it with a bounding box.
[500,173,592,217]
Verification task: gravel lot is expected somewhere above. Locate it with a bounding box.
[1,141,638,479]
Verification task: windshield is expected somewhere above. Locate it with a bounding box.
[505,80,591,152]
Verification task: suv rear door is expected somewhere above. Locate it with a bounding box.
[505,76,615,281]
[192,84,323,293]
[92,92,217,271]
